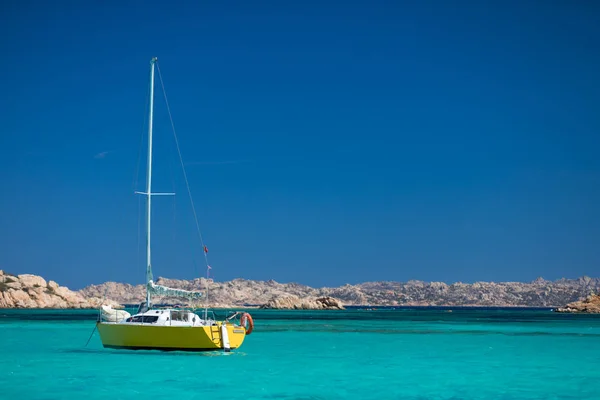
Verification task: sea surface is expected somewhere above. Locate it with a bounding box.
[1,307,599,399]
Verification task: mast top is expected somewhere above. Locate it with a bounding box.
[151,57,158,64]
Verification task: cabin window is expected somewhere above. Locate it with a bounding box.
[129,315,158,323]
[170,311,189,321]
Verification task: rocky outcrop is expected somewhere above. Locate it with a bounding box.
[0,270,121,309]
[79,275,600,308]
[555,294,600,313]
[259,295,345,310]
[81,281,145,305]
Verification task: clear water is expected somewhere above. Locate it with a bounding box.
[1,307,599,399]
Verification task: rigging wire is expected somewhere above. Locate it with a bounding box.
[166,110,178,270]
[155,62,212,315]
[137,195,142,287]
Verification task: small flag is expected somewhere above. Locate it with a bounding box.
[203,245,208,254]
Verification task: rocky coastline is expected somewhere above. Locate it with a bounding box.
[2,270,600,310]
[554,294,600,313]
[0,270,120,309]
[79,275,600,309]
[259,295,345,310]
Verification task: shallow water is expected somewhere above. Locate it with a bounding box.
[1,308,599,399]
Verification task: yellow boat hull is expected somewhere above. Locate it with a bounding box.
[96,322,246,351]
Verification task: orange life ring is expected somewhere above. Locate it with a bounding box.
[240,312,254,335]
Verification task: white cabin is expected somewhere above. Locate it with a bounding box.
[119,309,217,327]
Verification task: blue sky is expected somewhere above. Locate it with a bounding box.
[1,1,599,289]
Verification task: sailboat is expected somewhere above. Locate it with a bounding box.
[96,57,253,352]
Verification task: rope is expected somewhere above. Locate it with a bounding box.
[84,324,98,347]
[155,62,212,316]
[85,286,110,347]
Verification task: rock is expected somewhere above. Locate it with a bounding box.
[18,274,47,288]
[7,289,38,308]
[555,294,600,313]
[313,296,345,310]
[0,273,123,309]
[0,292,13,308]
[5,281,22,290]
[0,273,21,290]
[259,295,345,310]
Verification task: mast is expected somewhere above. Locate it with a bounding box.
[145,57,157,307]
[136,57,200,310]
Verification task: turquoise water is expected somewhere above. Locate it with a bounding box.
[1,308,599,399]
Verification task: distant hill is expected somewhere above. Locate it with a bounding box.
[78,276,600,308]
